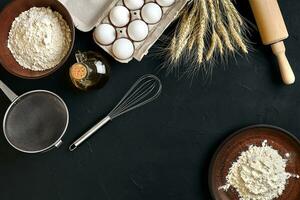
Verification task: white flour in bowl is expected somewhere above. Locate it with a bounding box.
[219,140,299,200]
[7,7,71,71]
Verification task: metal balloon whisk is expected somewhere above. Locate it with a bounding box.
[69,74,162,151]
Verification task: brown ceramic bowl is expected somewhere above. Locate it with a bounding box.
[0,0,75,79]
[209,125,300,200]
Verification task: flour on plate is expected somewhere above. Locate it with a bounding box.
[219,140,299,200]
[8,7,71,71]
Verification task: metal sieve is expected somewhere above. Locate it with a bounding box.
[0,80,69,153]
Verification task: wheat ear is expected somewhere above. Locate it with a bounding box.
[170,36,178,62]
[206,32,218,61]
[187,1,199,51]
[214,0,233,53]
[224,0,243,26]
[216,33,224,55]
[173,12,190,61]
[227,14,248,53]
[221,0,248,53]
[214,0,247,54]
[173,5,198,61]
[206,0,218,61]
[196,0,208,63]
[208,0,216,23]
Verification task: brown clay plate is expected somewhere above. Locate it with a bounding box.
[0,0,75,79]
[209,125,300,200]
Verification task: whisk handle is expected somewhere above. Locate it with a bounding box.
[69,116,111,151]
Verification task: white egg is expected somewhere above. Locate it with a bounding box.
[94,24,116,45]
[109,6,130,27]
[127,20,149,41]
[112,38,134,60]
[141,3,162,24]
[156,0,175,7]
[123,0,144,10]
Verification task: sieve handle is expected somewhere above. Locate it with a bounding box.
[0,80,18,102]
[69,116,111,151]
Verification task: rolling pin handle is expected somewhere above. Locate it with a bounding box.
[271,41,295,85]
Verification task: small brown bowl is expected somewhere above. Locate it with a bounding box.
[209,125,300,200]
[0,0,75,79]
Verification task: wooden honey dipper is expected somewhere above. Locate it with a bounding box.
[249,0,295,85]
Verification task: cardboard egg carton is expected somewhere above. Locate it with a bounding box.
[59,0,189,63]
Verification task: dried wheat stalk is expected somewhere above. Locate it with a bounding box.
[168,0,248,72]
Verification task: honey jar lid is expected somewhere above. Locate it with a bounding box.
[70,63,87,80]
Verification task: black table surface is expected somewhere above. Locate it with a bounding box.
[0,1,299,200]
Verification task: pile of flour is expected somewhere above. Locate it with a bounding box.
[8,7,71,71]
[219,140,299,200]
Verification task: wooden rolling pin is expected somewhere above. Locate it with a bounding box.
[249,0,295,85]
